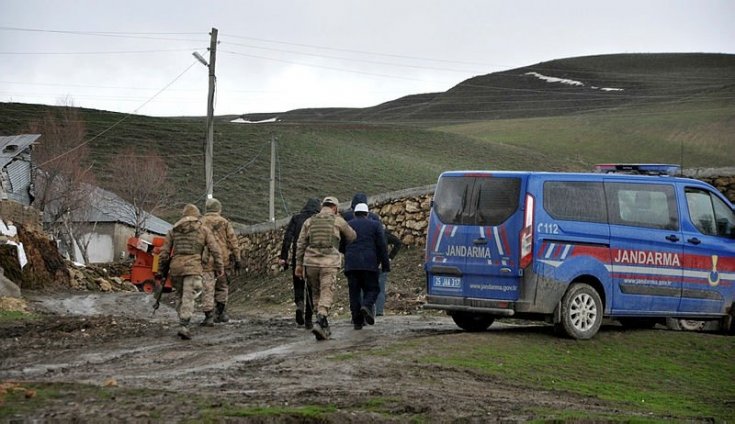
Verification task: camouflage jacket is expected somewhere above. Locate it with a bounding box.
[295,207,356,268]
[159,216,224,277]
[200,212,240,272]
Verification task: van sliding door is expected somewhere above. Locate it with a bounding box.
[605,181,683,314]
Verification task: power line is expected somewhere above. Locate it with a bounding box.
[221,50,448,83]
[220,33,508,68]
[222,40,484,74]
[0,26,206,42]
[37,60,199,167]
[0,48,204,56]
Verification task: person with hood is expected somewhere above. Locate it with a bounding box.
[344,203,390,329]
[295,196,356,341]
[279,197,321,329]
[200,197,242,326]
[342,192,381,222]
[158,204,224,340]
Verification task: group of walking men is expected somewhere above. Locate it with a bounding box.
[280,193,401,341]
[158,193,400,342]
[157,198,241,340]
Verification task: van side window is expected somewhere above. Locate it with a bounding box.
[685,188,735,237]
[543,181,607,223]
[606,183,678,230]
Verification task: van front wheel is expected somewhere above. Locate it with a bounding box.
[451,312,495,332]
[556,283,602,340]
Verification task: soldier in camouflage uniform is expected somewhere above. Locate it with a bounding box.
[159,204,224,340]
[295,196,356,341]
[200,198,242,326]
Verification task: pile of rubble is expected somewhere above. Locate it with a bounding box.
[0,224,138,301]
[67,263,138,292]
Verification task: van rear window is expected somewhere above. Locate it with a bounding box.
[434,176,520,225]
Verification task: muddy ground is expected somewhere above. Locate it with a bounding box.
[0,248,646,422]
[0,289,634,423]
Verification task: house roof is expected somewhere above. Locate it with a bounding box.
[85,186,172,235]
[43,183,172,235]
[0,134,40,168]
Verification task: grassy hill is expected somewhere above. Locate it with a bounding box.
[241,53,735,124]
[1,53,733,224]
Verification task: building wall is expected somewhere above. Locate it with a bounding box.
[73,221,164,264]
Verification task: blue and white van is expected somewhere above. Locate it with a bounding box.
[424,166,735,339]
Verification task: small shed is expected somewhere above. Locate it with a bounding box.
[0,134,40,205]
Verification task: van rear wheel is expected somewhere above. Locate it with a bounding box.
[556,283,602,340]
[451,312,495,332]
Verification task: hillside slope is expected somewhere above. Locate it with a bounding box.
[240,53,735,124]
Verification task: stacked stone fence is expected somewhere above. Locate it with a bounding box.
[682,167,735,203]
[236,169,735,276]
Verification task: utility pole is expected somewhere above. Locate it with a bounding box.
[204,27,218,199]
[269,133,276,222]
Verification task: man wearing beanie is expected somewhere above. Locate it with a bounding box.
[200,197,242,325]
[295,196,356,341]
[159,203,224,340]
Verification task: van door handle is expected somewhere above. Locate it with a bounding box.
[687,237,701,245]
[665,235,680,242]
[473,238,488,245]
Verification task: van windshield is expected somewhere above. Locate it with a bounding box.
[434,176,520,225]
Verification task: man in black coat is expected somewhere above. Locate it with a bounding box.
[279,198,321,328]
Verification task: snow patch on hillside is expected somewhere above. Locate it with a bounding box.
[231,117,279,124]
[525,72,624,91]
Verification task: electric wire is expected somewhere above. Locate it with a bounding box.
[0,26,206,42]
[37,60,199,167]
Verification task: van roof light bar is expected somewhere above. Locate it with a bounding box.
[593,163,681,176]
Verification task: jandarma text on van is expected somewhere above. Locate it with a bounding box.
[613,250,681,267]
[445,245,492,258]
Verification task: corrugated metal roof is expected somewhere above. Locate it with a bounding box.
[85,187,172,235]
[0,134,39,168]
[43,183,172,235]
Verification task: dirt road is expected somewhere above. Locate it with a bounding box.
[0,291,624,422]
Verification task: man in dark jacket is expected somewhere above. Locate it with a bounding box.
[279,198,321,328]
[344,203,390,329]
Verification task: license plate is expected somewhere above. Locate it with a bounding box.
[432,275,462,289]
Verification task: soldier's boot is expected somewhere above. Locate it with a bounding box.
[312,314,330,341]
[304,299,314,330]
[200,311,214,327]
[295,301,305,326]
[177,319,191,340]
[304,311,313,330]
[214,302,230,323]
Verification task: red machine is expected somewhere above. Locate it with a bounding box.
[123,236,173,293]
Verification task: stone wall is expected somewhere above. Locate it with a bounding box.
[683,167,735,203]
[237,170,735,276]
[236,186,435,276]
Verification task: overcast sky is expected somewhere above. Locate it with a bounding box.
[1,0,734,117]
